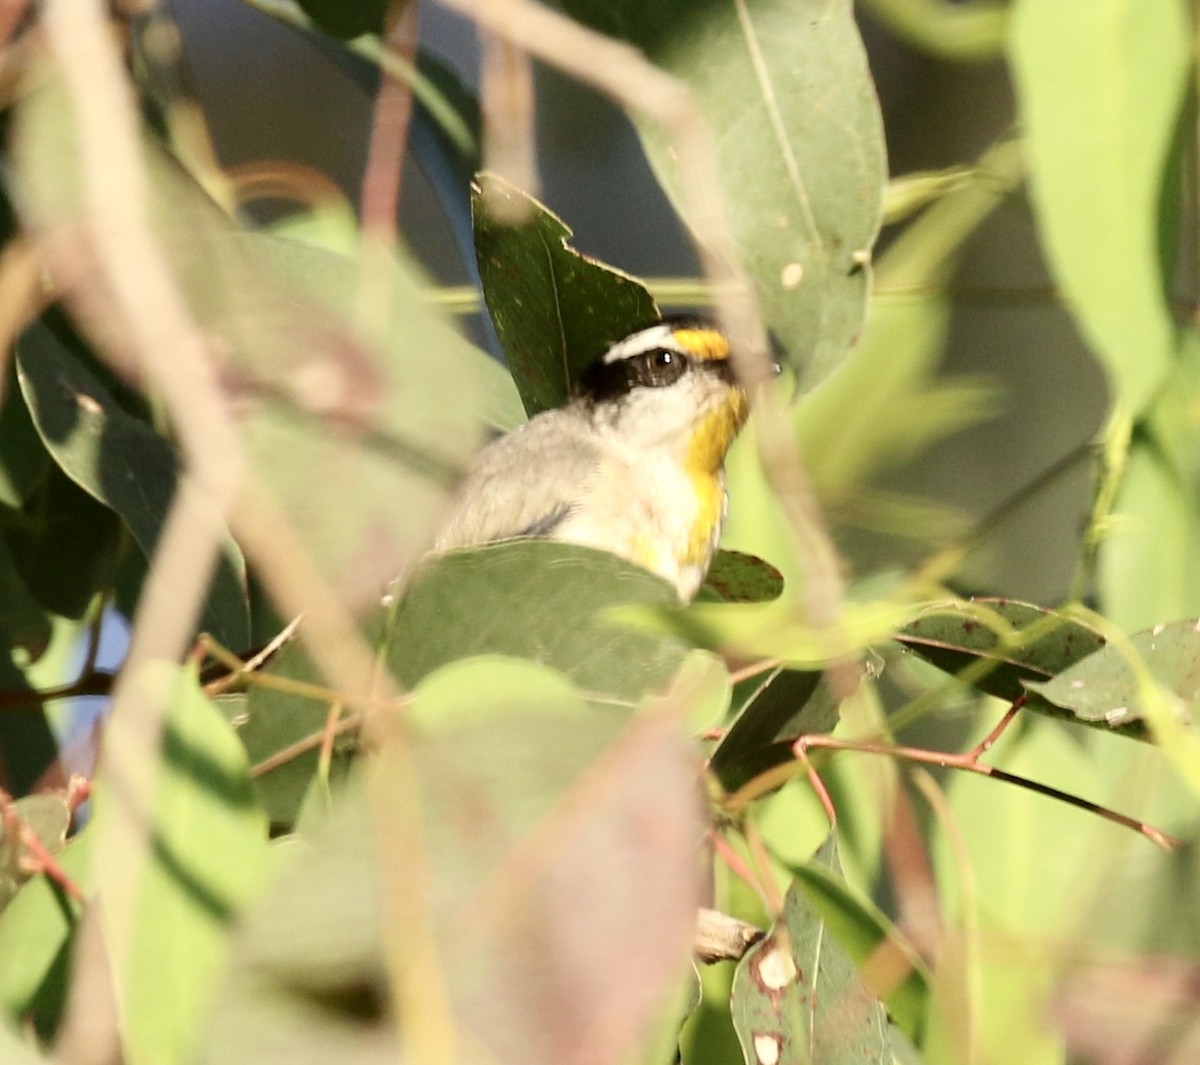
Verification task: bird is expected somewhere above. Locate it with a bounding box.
[434,316,750,602]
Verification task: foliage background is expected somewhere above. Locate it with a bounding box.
[2,1,1200,1065]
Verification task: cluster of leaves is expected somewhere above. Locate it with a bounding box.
[1,2,1200,1065]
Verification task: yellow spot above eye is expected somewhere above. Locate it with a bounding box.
[672,327,731,362]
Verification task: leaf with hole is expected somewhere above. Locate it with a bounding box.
[731,835,891,1065]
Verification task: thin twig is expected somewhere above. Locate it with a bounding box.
[793,734,1180,851]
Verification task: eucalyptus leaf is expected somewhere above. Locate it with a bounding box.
[1009,0,1189,413]
[559,0,886,386]
[384,540,687,703]
[93,663,270,1065]
[730,836,891,1065]
[472,172,658,416]
[16,324,249,647]
[1024,618,1200,731]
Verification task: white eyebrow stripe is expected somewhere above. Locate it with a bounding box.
[601,323,682,363]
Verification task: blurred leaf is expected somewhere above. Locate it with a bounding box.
[1009,0,1189,413]
[472,172,659,416]
[731,836,891,1064]
[1053,844,1200,1063]
[897,597,1107,703]
[291,0,385,38]
[0,1016,53,1064]
[94,663,270,1065]
[1024,618,1200,730]
[16,323,249,647]
[859,0,1008,61]
[0,794,70,910]
[14,80,490,608]
[0,832,88,1039]
[1098,441,1200,633]
[401,656,703,1065]
[787,855,930,1041]
[699,549,785,604]
[560,0,886,386]
[1054,957,1200,1065]
[203,655,703,1065]
[385,541,687,703]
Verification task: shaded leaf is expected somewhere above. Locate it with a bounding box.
[559,0,886,385]
[1009,0,1189,413]
[16,323,248,646]
[731,836,891,1065]
[1024,618,1200,730]
[472,172,658,416]
[0,535,52,662]
[710,668,836,792]
[385,541,687,703]
[3,459,121,622]
[292,0,385,39]
[0,363,49,508]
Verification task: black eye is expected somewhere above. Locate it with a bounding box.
[635,347,687,387]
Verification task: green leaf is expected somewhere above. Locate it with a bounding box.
[788,856,930,1042]
[16,323,249,647]
[471,172,659,416]
[1024,618,1200,730]
[699,549,785,604]
[14,79,492,608]
[3,459,122,622]
[0,535,52,662]
[731,836,891,1064]
[559,0,886,386]
[385,540,688,703]
[0,794,71,910]
[1008,0,1189,413]
[202,656,703,1065]
[710,668,836,792]
[292,0,385,39]
[1098,440,1200,633]
[239,637,358,828]
[896,598,1107,702]
[94,663,270,1065]
[0,363,49,508]
[0,832,89,1039]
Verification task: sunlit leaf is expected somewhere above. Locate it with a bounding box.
[1009,0,1189,413]
[0,832,89,1040]
[1024,618,1200,730]
[559,0,886,385]
[385,541,687,703]
[731,836,891,1064]
[94,664,270,1065]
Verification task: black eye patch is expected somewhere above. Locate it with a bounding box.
[578,347,690,402]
